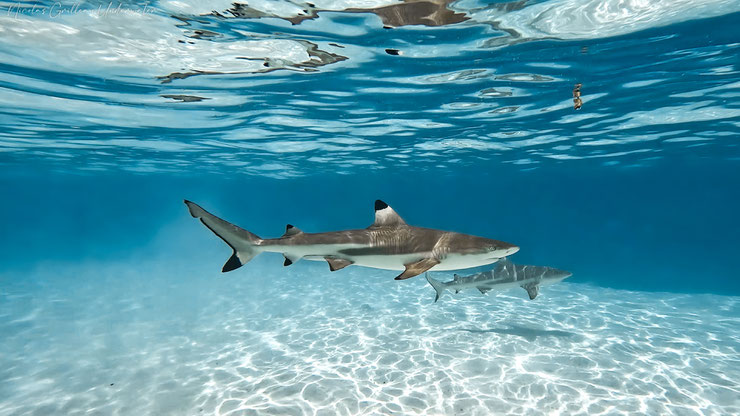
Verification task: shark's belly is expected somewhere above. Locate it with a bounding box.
[311,251,499,271]
[304,253,417,271]
[431,254,500,271]
[269,243,500,272]
[477,281,524,291]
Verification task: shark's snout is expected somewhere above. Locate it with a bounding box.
[548,269,572,281]
[505,246,520,256]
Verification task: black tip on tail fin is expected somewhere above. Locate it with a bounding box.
[185,200,261,273]
[222,252,243,272]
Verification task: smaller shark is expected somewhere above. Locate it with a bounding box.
[425,258,571,302]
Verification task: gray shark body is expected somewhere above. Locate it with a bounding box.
[425,258,571,301]
[185,200,519,280]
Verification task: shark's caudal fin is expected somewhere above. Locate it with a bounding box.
[184,200,262,272]
[425,273,446,303]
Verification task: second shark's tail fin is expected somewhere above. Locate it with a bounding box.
[425,273,446,303]
[184,200,263,272]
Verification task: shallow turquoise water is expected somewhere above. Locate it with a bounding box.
[1,1,739,415]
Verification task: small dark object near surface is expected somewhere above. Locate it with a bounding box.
[573,83,582,110]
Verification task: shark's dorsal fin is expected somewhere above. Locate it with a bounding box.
[453,274,461,282]
[522,283,539,300]
[282,224,303,237]
[371,200,407,227]
[478,287,491,295]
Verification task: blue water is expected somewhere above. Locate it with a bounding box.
[1,1,739,415]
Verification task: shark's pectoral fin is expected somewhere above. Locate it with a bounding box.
[325,257,353,271]
[522,283,539,300]
[395,258,440,280]
[478,287,491,295]
[283,253,301,266]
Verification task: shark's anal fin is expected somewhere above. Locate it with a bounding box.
[522,283,539,300]
[325,257,353,271]
[283,253,301,266]
[282,224,303,237]
[395,258,440,280]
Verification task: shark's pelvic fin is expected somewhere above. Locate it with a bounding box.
[325,257,353,271]
[523,283,539,300]
[282,224,303,237]
[425,273,445,303]
[371,200,407,227]
[395,257,440,280]
[184,200,263,272]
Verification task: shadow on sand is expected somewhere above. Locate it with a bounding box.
[459,324,578,342]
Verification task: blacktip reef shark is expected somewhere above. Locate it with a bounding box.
[425,258,571,302]
[184,200,519,280]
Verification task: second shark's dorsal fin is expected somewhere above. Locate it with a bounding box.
[282,224,303,237]
[371,200,407,227]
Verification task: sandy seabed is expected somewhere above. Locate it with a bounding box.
[1,259,738,416]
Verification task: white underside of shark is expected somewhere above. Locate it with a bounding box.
[297,250,501,271]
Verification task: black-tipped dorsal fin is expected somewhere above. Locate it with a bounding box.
[282,224,303,238]
[371,200,406,227]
